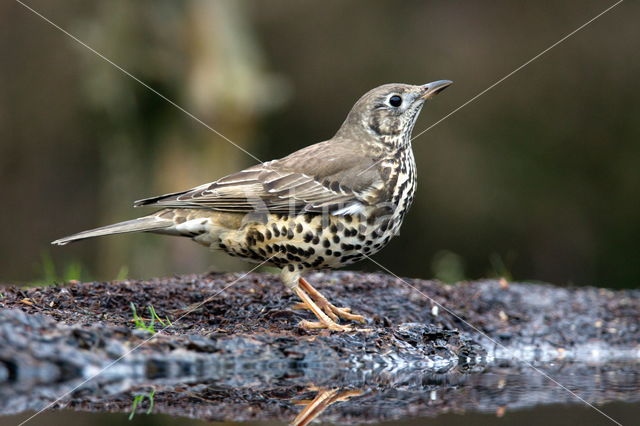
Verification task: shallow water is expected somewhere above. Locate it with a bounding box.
[4,402,640,426]
[3,362,638,425]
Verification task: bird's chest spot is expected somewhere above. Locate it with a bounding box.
[218,214,327,269]
[216,199,410,270]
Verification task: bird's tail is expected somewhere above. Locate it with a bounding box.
[51,213,174,246]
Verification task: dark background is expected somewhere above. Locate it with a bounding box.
[2,0,638,288]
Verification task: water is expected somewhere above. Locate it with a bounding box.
[3,403,640,426]
[2,362,638,425]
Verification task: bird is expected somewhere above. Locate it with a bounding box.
[52,80,452,331]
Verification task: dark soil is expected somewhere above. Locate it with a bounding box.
[1,272,639,423]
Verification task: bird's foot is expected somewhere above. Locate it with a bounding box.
[298,319,351,332]
[292,285,352,332]
[298,277,366,324]
[318,299,366,323]
[291,301,364,323]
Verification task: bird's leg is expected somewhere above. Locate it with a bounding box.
[281,268,352,331]
[291,285,350,331]
[298,277,366,324]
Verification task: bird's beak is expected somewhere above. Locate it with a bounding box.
[420,80,453,99]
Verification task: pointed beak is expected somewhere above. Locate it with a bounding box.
[420,80,453,100]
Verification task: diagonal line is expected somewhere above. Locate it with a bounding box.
[411,0,624,142]
[14,1,626,424]
[14,0,265,166]
[17,256,275,426]
[363,253,622,426]
[366,1,623,183]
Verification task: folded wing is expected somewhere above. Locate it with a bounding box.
[134,140,390,214]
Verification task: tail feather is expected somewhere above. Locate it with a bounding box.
[51,215,173,246]
[133,189,191,207]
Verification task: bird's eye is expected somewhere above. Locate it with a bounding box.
[388,95,402,107]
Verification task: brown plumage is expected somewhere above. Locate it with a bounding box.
[53,80,452,331]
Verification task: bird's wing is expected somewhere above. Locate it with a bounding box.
[134,140,391,214]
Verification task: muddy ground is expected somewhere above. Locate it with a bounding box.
[1,272,639,423]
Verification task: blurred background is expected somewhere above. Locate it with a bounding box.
[1,0,638,288]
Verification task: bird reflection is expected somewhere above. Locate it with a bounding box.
[291,387,364,426]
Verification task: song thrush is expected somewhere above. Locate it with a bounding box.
[53,80,452,331]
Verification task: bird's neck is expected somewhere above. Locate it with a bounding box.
[380,133,412,152]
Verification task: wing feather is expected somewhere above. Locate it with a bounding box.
[134,139,390,214]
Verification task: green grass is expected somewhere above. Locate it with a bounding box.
[431,250,466,284]
[130,303,172,334]
[128,389,156,420]
[116,265,129,280]
[488,252,515,281]
[29,252,84,286]
[29,252,131,287]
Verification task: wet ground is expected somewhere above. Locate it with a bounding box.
[1,271,639,424]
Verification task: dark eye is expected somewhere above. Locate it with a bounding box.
[389,95,402,107]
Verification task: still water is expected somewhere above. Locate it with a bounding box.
[3,362,638,425]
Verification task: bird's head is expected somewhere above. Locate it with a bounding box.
[336,80,452,146]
